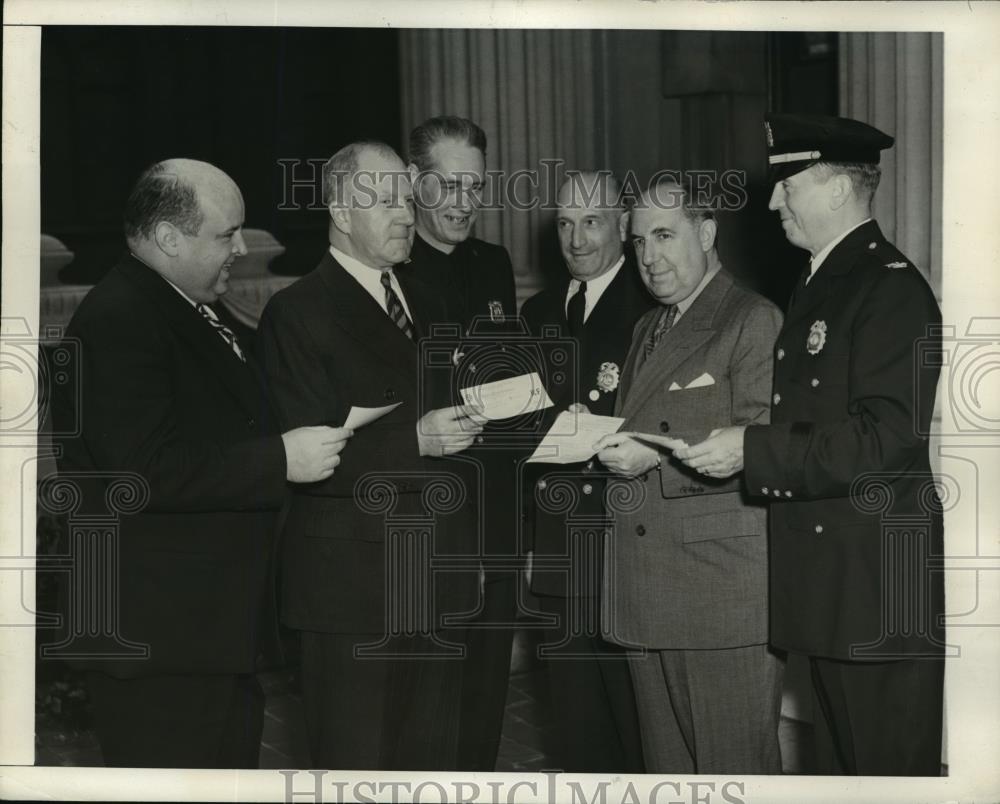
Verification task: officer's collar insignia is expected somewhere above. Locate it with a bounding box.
[885,261,908,269]
[807,320,827,355]
[595,362,620,395]
[488,300,504,322]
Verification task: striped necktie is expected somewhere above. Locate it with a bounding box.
[644,304,677,357]
[381,270,415,341]
[195,304,246,362]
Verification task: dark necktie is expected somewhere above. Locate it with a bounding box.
[196,303,246,362]
[567,280,587,337]
[644,304,678,358]
[381,270,415,340]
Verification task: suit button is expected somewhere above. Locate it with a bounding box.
[773,393,781,405]
[815,524,824,534]
[582,483,593,495]
[659,421,670,433]
[635,524,646,536]
[777,348,785,360]
[384,387,396,401]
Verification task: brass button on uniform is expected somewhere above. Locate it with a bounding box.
[785,490,793,498]
[777,348,785,360]
[582,483,593,495]
[761,487,769,495]
[475,435,485,445]
[773,393,781,405]
[772,489,781,497]
[811,378,820,388]
[815,524,824,534]
[537,480,547,490]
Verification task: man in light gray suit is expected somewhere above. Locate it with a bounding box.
[594,178,785,774]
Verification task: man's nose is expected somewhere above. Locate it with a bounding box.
[399,202,415,226]
[768,183,784,211]
[571,224,586,249]
[640,245,656,268]
[232,230,248,256]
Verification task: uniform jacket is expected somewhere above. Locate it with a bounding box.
[520,255,656,597]
[257,251,478,634]
[51,254,288,677]
[401,232,524,562]
[604,269,783,649]
[743,220,945,659]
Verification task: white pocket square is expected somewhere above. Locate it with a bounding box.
[668,381,682,391]
[684,372,715,389]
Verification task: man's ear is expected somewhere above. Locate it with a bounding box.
[699,218,718,252]
[618,210,630,243]
[829,173,852,211]
[329,204,351,235]
[153,221,180,257]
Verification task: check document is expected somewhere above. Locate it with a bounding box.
[344,402,403,429]
[528,411,626,464]
[460,372,554,421]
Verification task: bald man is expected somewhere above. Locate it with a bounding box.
[52,159,349,767]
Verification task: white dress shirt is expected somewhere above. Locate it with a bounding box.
[564,255,625,323]
[330,245,414,322]
[806,218,872,284]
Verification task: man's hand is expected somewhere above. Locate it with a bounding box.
[417,404,487,457]
[673,426,746,478]
[593,433,660,478]
[282,425,353,482]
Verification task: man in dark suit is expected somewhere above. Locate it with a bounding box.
[595,178,784,773]
[258,141,485,770]
[401,116,521,771]
[677,114,945,776]
[520,171,652,772]
[51,158,349,768]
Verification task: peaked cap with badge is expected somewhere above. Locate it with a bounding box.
[764,112,895,183]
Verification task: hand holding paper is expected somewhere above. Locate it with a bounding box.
[528,411,624,464]
[593,432,661,478]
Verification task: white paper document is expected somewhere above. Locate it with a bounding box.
[460,372,554,421]
[343,402,402,429]
[626,431,690,451]
[528,411,626,464]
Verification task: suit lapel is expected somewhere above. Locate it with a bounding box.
[317,253,418,381]
[118,256,264,417]
[620,270,732,419]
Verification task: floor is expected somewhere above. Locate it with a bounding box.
[35,627,815,773]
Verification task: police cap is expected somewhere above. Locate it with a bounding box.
[764,113,894,183]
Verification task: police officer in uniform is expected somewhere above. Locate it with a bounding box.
[402,115,521,772]
[677,113,945,776]
[521,172,652,772]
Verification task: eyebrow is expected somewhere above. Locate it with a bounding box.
[219,221,244,237]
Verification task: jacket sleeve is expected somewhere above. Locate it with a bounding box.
[257,296,442,498]
[744,268,941,499]
[60,306,287,514]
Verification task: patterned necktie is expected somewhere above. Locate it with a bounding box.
[567,280,587,337]
[381,270,415,341]
[195,303,245,362]
[644,304,678,357]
